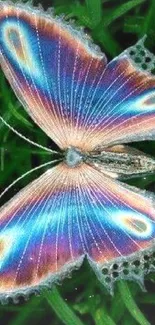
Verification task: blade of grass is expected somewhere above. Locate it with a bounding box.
[118,281,151,325]
[141,0,155,36]
[85,0,102,27]
[10,296,42,325]
[93,26,121,56]
[45,286,85,325]
[123,315,138,325]
[70,2,92,28]
[110,290,126,323]
[139,293,155,305]
[124,16,144,34]
[2,145,51,155]
[0,73,12,104]
[103,0,146,27]
[94,308,116,325]
[8,102,33,128]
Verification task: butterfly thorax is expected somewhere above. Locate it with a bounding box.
[65,147,83,167]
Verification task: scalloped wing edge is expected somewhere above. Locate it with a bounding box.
[0,0,105,60]
[0,256,85,304]
[89,242,155,295]
[2,243,155,304]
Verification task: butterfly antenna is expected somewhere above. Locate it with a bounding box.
[0,115,59,154]
[0,159,61,201]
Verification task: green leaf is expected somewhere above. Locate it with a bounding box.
[118,281,151,325]
[45,287,85,325]
[103,0,146,27]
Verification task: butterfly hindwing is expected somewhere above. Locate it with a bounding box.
[0,164,85,302]
[0,163,155,301]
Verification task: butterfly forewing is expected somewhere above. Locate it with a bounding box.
[1,2,155,150]
[0,1,106,150]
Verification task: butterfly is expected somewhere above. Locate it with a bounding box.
[1,0,155,303]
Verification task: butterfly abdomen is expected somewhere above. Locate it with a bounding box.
[86,145,155,179]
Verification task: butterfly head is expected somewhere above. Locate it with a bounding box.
[65,147,84,167]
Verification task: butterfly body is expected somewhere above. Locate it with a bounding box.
[1,1,155,302]
[64,144,155,180]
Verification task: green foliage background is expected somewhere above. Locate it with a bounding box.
[1,0,155,324]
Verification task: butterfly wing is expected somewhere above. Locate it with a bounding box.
[1,2,155,151]
[0,1,106,150]
[0,162,155,301]
[84,165,155,289]
[89,38,155,149]
[0,164,85,302]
